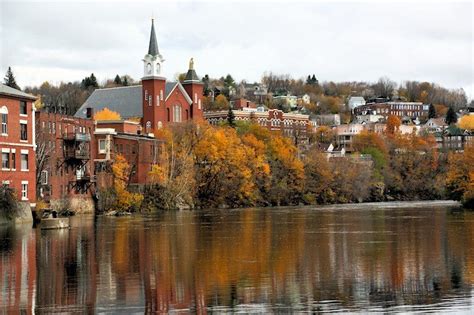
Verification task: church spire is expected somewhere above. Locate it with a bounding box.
[148,19,159,56]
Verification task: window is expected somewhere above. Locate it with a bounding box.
[20,123,27,141]
[167,108,170,122]
[21,153,28,170]
[148,95,152,106]
[145,90,148,102]
[41,170,48,185]
[146,121,151,132]
[11,152,15,170]
[156,95,160,107]
[98,139,106,154]
[173,105,182,122]
[2,152,9,169]
[20,101,27,115]
[1,113,7,134]
[21,182,28,200]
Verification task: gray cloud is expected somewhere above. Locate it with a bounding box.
[1,1,472,99]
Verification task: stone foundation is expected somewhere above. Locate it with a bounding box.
[50,196,95,214]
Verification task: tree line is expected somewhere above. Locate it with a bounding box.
[100,120,473,212]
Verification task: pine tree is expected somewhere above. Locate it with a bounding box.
[311,74,318,85]
[428,104,436,119]
[90,73,98,88]
[123,77,129,86]
[445,106,458,125]
[114,74,122,85]
[306,75,311,85]
[3,67,20,90]
[227,107,236,127]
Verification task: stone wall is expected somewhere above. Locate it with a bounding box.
[50,196,95,214]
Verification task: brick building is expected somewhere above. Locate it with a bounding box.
[354,101,429,121]
[0,84,36,207]
[35,111,95,211]
[205,105,312,143]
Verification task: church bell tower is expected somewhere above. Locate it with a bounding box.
[142,19,167,134]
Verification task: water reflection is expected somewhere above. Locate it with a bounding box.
[1,205,474,313]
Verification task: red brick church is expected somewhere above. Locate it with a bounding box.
[76,19,204,133]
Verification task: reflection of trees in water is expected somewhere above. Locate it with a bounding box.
[3,207,474,313]
[0,225,15,253]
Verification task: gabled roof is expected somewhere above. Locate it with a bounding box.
[75,82,190,119]
[0,84,36,100]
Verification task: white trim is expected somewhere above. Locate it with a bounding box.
[1,148,10,153]
[21,149,29,154]
[94,128,117,135]
[165,82,193,105]
[11,149,15,153]
[20,114,28,117]
[0,142,33,147]
[2,180,10,185]
[21,180,28,184]
[20,119,28,124]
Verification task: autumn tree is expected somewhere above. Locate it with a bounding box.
[145,123,199,209]
[94,108,121,121]
[459,115,474,130]
[446,146,474,208]
[3,66,20,90]
[386,115,401,135]
[111,154,143,212]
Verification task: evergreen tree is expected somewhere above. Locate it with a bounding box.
[306,75,311,85]
[227,107,236,127]
[114,74,122,85]
[428,103,436,119]
[89,73,98,88]
[311,74,318,85]
[445,106,458,125]
[3,67,20,90]
[123,77,129,86]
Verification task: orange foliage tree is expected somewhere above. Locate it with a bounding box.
[459,115,474,131]
[447,146,474,208]
[94,107,121,121]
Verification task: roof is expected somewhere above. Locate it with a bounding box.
[0,84,36,100]
[349,96,365,102]
[183,69,200,83]
[148,19,159,56]
[75,82,189,119]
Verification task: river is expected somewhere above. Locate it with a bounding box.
[1,201,473,313]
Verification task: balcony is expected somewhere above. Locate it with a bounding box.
[64,148,90,160]
[63,132,91,142]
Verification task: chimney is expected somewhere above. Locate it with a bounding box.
[86,107,94,119]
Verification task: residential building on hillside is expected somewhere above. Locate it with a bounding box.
[273,94,298,109]
[354,101,429,121]
[335,122,419,152]
[313,114,341,126]
[348,96,366,109]
[0,84,36,208]
[205,107,311,143]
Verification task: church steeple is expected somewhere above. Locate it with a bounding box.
[143,19,164,78]
[148,19,159,56]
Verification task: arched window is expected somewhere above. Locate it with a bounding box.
[146,121,151,133]
[167,108,170,122]
[0,106,8,135]
[157,121,163,129]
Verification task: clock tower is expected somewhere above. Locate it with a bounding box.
[142,19,167,134]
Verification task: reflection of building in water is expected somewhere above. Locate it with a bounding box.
[34,217,97,313]
[2,208,474,312]
[0,225,36,314]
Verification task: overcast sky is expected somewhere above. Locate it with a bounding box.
[1,0,473,99]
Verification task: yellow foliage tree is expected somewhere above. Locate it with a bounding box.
[94,107,122,121]
[447,146,474,208]
[459,115,474,130]
[112,154,143,211]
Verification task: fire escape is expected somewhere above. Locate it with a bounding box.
[62,132,94,193]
